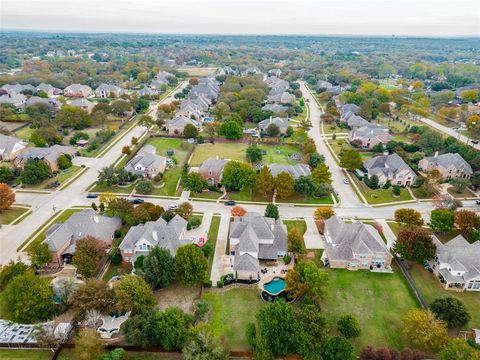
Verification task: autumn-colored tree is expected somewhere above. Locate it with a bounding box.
[439,339,480,360]
[454,209,480,240]
[425,169,443,194]
[69,278,115,321]
[392,226,435,263]
[402,309,449,352]
[72,236,107,278]
[288,227,305,255]
[275,171,295,199]
[314,207,335,220]
[122,145,131,156]
[99,192,117,205]
[311,163,332,184]
[394,208,424,226]
[0,183,15,211]
[340,149,363,171]
[302,138,317,158]
[177,201,193,220]
[285,261,330,303]
[231,205,247,217]
[255,166,274,196]
[203,122,218,140]
[74,328,104,360]
[432,194,461,211]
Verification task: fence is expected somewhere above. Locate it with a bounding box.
[394,255,428,309]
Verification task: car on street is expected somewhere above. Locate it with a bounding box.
[472,140,479,145]
[86,193,98,198]
[476,199,480,205]
[343,178,349,184]
[129,198,144,204]
[168,204,179,210]
[224,200,236,206]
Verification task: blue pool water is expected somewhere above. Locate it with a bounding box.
[263,277,286,294]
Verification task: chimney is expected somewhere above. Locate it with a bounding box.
[152,231,158,241]
[434,151,439,158]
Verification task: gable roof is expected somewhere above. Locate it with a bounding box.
[259,116,289,130]
[364,153,415,178]
[16,145,76,164]
[422,153,473,175]
[198,158,228,174]
[0,134,24,156]
[168,115,200,129]
[124,145,166,176]
[268,163,311,179]
[435,235,480,281]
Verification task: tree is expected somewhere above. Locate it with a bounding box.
[231,205,247,217]
[311,163,332,184]
[27,242,52,268]
[340,149,363,171]
[455,210,480,240]
[57,154,72,170]
[218,120,242,140]
[402,309,449,352]
[321,336,355,360]
[265,123,280,137]
[451,177,470,193]
[314,207,335,220]
[308,152,325,168]
[429,209,455,234]
[204,122,218,140]
[157,307,193,350]
[140,246,174,289]
[255,166,274,196]
[0,261,28,290]
[367,174,379,189]
[288,227,305,255]
[393,226,435,263]
[185,172,208,193]
[337,315,361,338]
[72,236,107,277]
[294,176,318,196]
[103,348,126,360]
[74,328,104,360]
[285,261,329,302]
[246,143,262,163]
[275,171,295,198]
[0,166,15,183]
[113,275,156,314]
[302,138,317,157]
[110,100,132,117]
[1,271,53,323]
[56,105,92,129]
[221,161,256,191]
[0,183,15,211]
[177,201,193,220]
[460,89,478,103]
[430,296,471,328]
[174,244,208,285]
[138,114,154,128]
[136,180,153,194]
[19,159,51,185]
[122,145,131,156]
[70,278,115,321]
[183,325,229,360]
[30,132,47,147]
[439,339,480,360]
[295,304,330,358]
[394,208,424,226]
[184,123,199,138]
[123,310,158,348]
[264,203,279,220]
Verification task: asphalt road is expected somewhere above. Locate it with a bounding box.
[419,116,480,150]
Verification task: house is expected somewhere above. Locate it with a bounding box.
[119,215,188,262]
[1,84,35,96]
[322,216,392,271]
[418,152,473,180]
[268,164,311,180]
[349,125,392,149]
[221,66,237,75]
[25,96,61,110]
[69,98,94,113]
[341,111,370,129]
[268,69,282,77]
[316,80,333,90]
[64,84,92,98]
[198,158,229,186]
[430,235,480,291]
[94,84,126,98]
[124,144,167,178]
[0,93,27,110]
[0,134,26,161]
[44,209,121,266]
[166,115,200,135]
[137,87,158,97]
[262,103,287,113]
[363,153,417,187]
[258,116,290,135]
[339,103,360,115]
[229,212,287,280]
[267,91,296,105]
[36,83,61,97]
[14,145,76,172]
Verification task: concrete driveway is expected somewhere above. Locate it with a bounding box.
[303,217,325,249]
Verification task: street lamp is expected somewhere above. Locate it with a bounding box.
[466,121,476,145]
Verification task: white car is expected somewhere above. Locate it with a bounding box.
[343,178,350,184]
[168,204,179,210]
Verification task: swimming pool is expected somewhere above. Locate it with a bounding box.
[263,277,286,295]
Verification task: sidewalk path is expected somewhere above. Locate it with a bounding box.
[377,219,396,250]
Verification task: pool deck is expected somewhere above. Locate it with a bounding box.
[257,259,294,288]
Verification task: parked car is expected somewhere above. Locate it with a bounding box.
[168,204,179,210]
[224,200,236,206]
[129,198,144,204]
[472,140,479,144]
[86,193,98,198]
[476,199,480,205]
[343,178,349,184]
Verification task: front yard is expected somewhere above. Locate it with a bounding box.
[26,165,83,190]
[352,176,414,205]
[322,266,419,352]
[226,187,333,205]
[0,349,52,360]
[202,288,264,351]
[0,207,29,224]
[207,215,221,276]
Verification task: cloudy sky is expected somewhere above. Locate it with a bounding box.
[1,0,479,36]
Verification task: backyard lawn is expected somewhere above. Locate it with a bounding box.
[0,207,29,224]
[407,263,480,329]
[352,177,414,205]
[147,137,194,165]
[322,266,419,352]
[0,349,53,360]
[202,288,264,351]
[189,142,301,167]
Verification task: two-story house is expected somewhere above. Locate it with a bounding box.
[63,84,93,98]
[363,153,417,187]
[198,158,229,186]
[124,145,167,178]
[94,84,126,98]
[349,125,392,149]
[322,216,392,271]
[0,134,26,161]
[418,152,473,180]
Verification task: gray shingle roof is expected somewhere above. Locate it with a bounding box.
[0,134,24,158]
[124,145,166,177]
[16,145,76,164]
[168,115,200,129]
[364,153,414,178]
[268,164,311,179]
[422,153,473,175]
[259,117,289,131]
[435,235,480,282]
[198,158,228,174]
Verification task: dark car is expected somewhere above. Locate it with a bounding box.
[86,193,98,199]
[129,198,145,204]
[224,200,236,206]
[472,140,479,145]
[476,199,480,205]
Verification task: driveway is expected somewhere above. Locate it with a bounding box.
[303,217,325,249]
[210,214,232,285]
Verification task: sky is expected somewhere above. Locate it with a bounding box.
[1,0,479,36]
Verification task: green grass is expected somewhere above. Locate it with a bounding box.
[283,219,307,235]
[14,126,35,141]
[191,191,222,200]
[352,177,414,205]
[23,208,82,251]
[322,266,419,352]
[446,186,475,198]
[91,181,136,194]
[58,349,180,360]
[0,349,52,360]
[189,142,301,167]
[102,263,124,281]
[0,207,29,224]
[147,138,193,165]
[291,100,307,121]
[387,221,460,244]
[202,288,264,351]
[408,263,480,328]
[228,188,333,205]
[150,167,181,196]
[207,215,221,275]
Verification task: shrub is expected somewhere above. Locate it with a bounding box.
[337,315,361,338]
[136,180,153,194]
[114,229,122,238]
[195,299,209,320]
[201,242,214,258]
[188,216,202,229]
[392,185,401,196]
[203,280,212,288]
[134,255,145,270]
[112,252,122,266]
[283,255,292,264]
[216,280,224,288]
